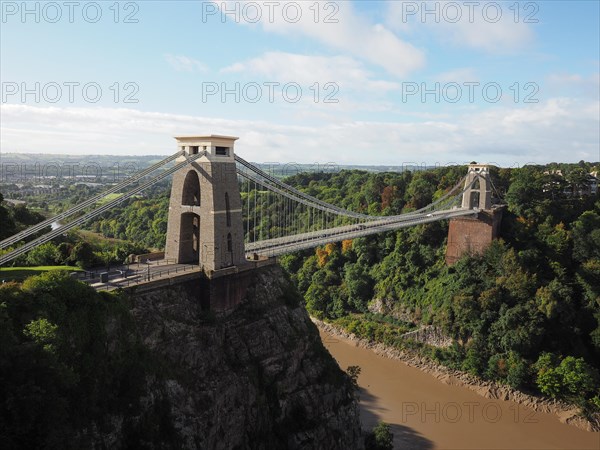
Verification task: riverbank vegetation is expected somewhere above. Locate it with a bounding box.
[278,163,600,413]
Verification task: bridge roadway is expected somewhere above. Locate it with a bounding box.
[0,148,478,268]
[79,208,475,291]
[245,207,478,257]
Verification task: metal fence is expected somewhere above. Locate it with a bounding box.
[75,258,178,281]
[95,262,200,291]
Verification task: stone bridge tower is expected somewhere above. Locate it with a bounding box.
[165,135,245,272]
[445,163,502,265]
[461,164,492,210]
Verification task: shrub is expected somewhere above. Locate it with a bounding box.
[365,421,394,450]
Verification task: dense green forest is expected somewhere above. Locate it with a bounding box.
[0,192,47,241]
[87,194,169,250]
[278,164,600,412]
[1,162,599,412]
[0,192,146,270]
[0,272,165,448]
[0,271,157,449]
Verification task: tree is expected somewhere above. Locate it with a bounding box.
[56,242,73,264]
[365,422,394,450]
[296,256,318,294]
[344,263,373,312]
[572,211,600,262]
[26,242,60,266]
[488,303,544,357]
[505,351,529,389]
[556,356,598,399]
[69,242,96,269]
[497,249,537,301]
[534,279,573,320]
[462,344,485,376]
[505,167,546,221]
[405,173,436,210]
[12,203,45,226]
[534,353,563,398]
[485,351,528,388]
[23,318,59,353]
[537,220,571,264]
[449,294,481,343]
[304,283,329,318]
[566,167,589,196]
[0,192,17,239]
[535,354,599,401]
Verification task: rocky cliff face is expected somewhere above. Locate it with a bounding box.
[101,265,363,449]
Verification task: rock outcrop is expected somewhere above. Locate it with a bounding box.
[96,265,363,449]
[399,326,453,348]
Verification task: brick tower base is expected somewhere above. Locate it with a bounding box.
[445,208,503,265]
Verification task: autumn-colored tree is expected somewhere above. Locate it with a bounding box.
[316,247,328,267]
[380,185,395,210]
[341,239,353,254]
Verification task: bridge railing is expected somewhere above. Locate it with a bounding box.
[95,263,201,291]
[73,258,179,281]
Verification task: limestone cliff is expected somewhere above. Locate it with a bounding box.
[100,265,363,449]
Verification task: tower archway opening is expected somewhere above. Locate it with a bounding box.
[469,192,481,209]
[178,212,200,264]
[469,178,481,209]
[182,170,201,206]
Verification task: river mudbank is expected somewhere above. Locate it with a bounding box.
[313,318,600,433]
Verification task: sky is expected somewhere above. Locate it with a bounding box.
[1,0,599,166]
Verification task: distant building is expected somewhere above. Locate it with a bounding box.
[542,170,598,197]
[585,174,598,195]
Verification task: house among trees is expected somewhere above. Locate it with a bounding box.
[542,168,599,197]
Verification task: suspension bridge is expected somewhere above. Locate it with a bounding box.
[0,135,495,285]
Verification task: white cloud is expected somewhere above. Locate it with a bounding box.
[221,51,399,93]
[387,1,535,53]
[213,1,425,77]
[1,100,598,165]
[546,72,600,98]
[165,54,208,73]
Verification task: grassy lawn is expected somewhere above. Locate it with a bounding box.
[0,265,82,282]
[97,192,124,205]
[76,229,126,245]
[96,193,141,206]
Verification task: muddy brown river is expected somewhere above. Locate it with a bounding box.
[320,330,600,450]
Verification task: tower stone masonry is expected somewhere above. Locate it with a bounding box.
[446,164,503,265]
[165,135,245,272]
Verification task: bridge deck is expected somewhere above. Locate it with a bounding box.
[0,149,483,269]
[245,207,477,257]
